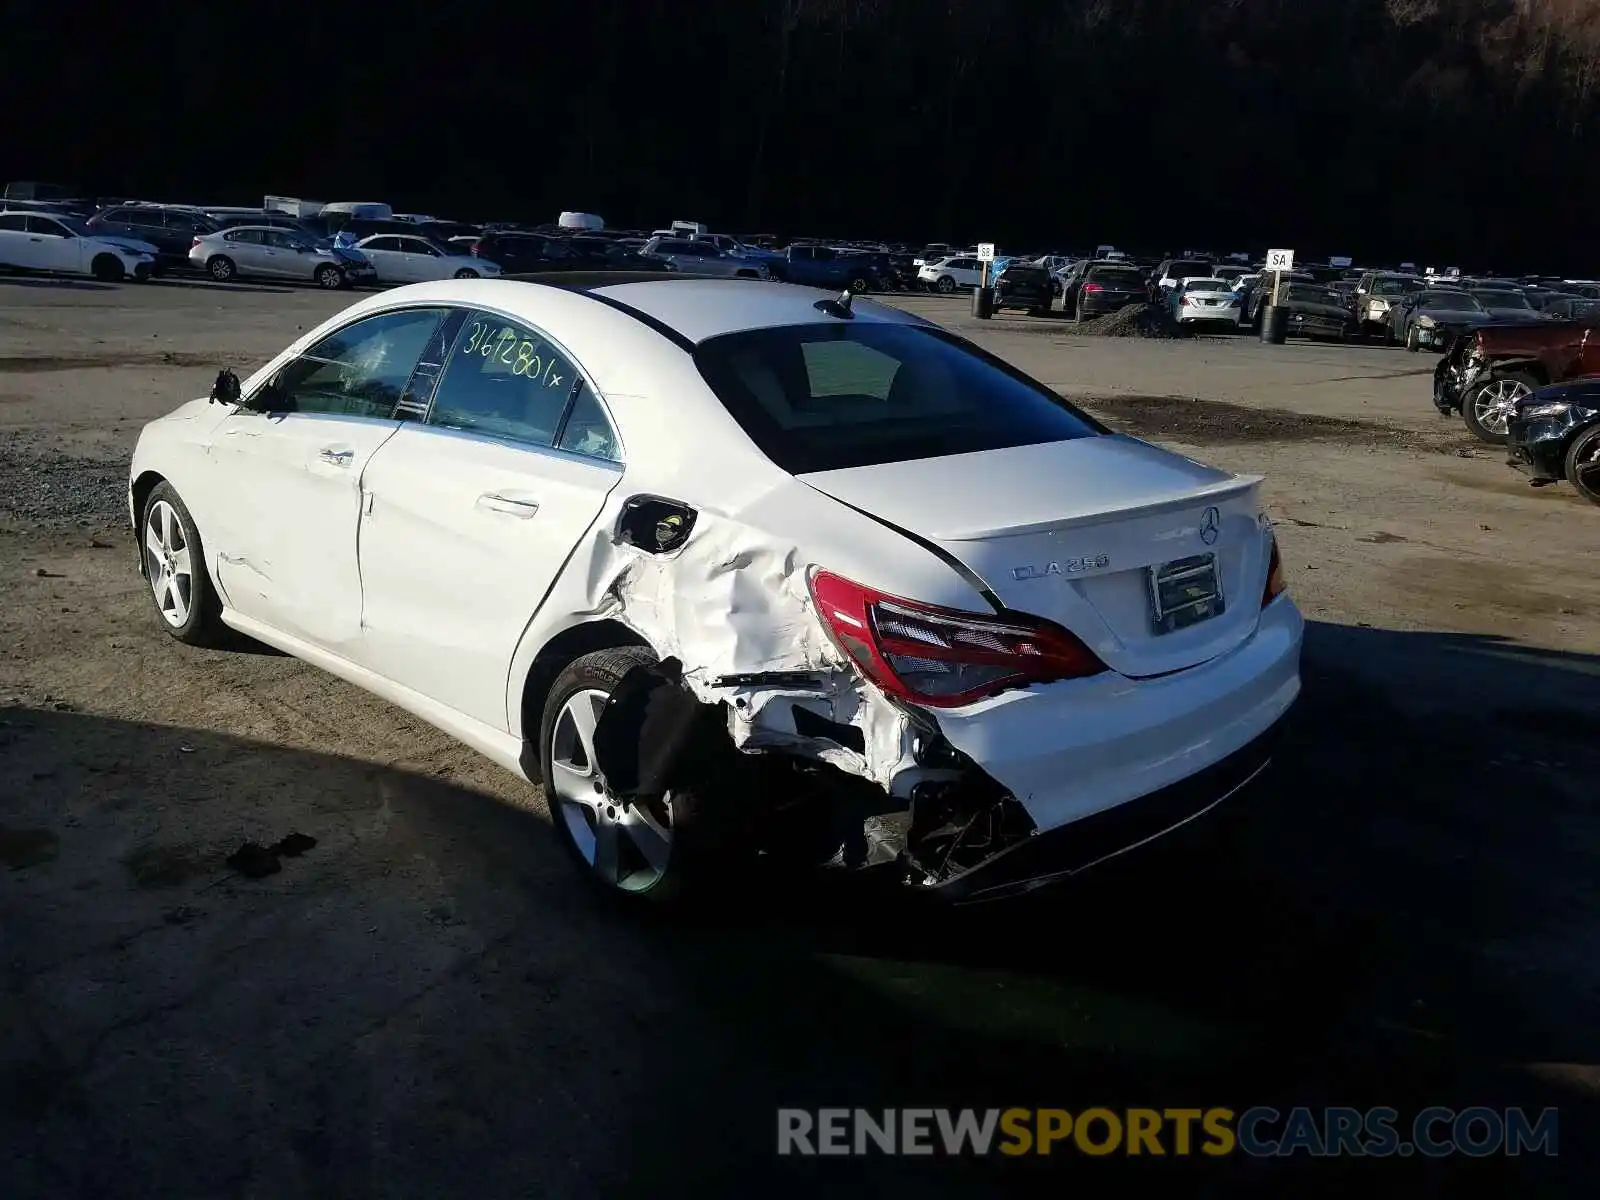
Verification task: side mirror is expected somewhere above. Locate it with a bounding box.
[209,369,241,406]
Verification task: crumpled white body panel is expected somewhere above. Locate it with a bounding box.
[563,506,923,792]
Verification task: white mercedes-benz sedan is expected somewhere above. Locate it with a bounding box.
[128,274,1302,906]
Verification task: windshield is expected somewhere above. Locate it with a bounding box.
[693,322,1104,474]
[1471,290,1531,310]
[53,216,94,237]
[1183,279,1229,292]
[1419,292,1483,311]
[1373,278,1419,296]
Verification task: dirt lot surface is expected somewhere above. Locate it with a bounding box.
[3,279,1598,1197]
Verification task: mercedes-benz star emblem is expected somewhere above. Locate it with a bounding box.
[1199,506,1221,546]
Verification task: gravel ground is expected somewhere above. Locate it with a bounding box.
[0,434,128,531]
[2,281,1598,1198]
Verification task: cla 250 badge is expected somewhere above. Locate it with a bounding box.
[1011,555,1111,581]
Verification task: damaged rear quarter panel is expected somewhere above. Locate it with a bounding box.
[503,467,987,791]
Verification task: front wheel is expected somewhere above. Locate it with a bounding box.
[935,275,955,294]
[141,482,226,646]
[849,275,869,294]
[1463,372,1537,444]
[453,268,479,279]
[539,647,736,907]
[315,264,345,289]
[1564,425,1600,505]
[91,254,125,282]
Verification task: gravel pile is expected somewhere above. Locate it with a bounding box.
[0,440,128,531]
[1077,303,1184,338]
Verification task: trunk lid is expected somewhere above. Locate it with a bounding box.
[800,437,1267,678]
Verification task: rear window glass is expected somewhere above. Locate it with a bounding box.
[999,266,1048,283]
[1170,260,1211,277]
[693,322,1104,474]
[1088,268,1144,286]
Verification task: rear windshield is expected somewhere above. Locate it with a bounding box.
[1472,289,1531,309]
[1000,266,1048,283]
[1169,260,1211,277]
[1420,291,1482,311]
[1088,267,1144,286]
[693,322,1104,474]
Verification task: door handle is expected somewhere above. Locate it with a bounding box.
[476,492,540,517]
[317,448,354,466]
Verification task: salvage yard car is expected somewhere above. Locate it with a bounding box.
[1435,313,1600,442]
[0,211,158,281]
[991,260,1054,315]
[127,275,1302,907]
[1505,377,1600,505]
[189,226,375,288]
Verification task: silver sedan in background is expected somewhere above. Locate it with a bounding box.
[639,237,769,278]
[189,226,375,289]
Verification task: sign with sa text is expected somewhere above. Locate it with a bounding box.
[1265,248,1295,271]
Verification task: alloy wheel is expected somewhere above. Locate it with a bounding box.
[1472,379,1532,437]
[548,688,674,892]
[144,499,193,628]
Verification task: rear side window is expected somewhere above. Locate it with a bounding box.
[427,312,583,448]
[694,322,1104,474]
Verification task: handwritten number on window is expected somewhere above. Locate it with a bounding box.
[460,321,569,385]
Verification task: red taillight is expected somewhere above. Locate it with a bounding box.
[807,569,1106,708]
[1082,282,1104,294]
[1263,533,1287,607]
[471,240,482,256]
[1180,295,1193,306]
[191,237,202,248]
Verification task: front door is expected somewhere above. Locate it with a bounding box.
[208,306,450,654]
[357,308,624,729]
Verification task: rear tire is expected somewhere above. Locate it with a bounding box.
[538,647,741,909]
[90,254,125,282]
[1563,425,1600,505]
[207,255,236,282]
[849,275,869,294]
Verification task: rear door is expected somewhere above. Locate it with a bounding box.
[357,308,625,729]
[358,236,403,281]
[208,306,449,653]
[392,237,444,281]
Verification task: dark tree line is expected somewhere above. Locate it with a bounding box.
[6,0,1600,267]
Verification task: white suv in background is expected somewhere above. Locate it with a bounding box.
[917,255,984,293]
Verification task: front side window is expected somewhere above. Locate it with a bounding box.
[25,216,68,237]
[401,239,440,257]
[695,322,1104,474]
[427,312,583,448]
[259,308,446,418]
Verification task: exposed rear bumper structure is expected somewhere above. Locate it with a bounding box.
[930,715,1285,903]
